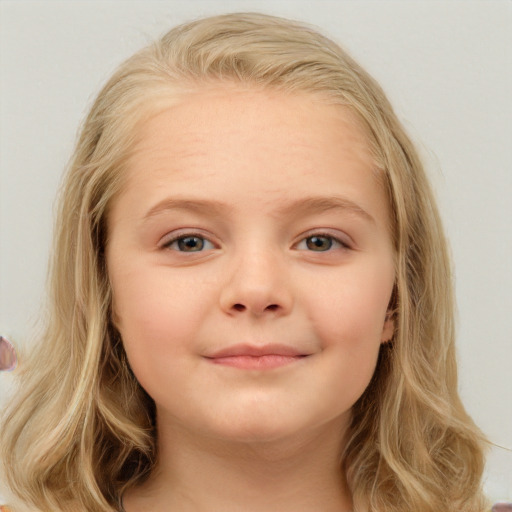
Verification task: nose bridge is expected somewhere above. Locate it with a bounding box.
[220,239,292,316]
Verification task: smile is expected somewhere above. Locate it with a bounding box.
[208,354,307,370]
[205,344,310,370]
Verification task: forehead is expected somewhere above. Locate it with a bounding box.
[132,85,376,164]
[111,85,390,230]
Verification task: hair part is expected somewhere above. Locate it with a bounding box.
[1,12,487,512]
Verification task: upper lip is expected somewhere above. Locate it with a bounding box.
[206,344,309,358]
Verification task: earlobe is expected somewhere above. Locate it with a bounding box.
[111,309,120,330]
[381,311,395,343]
[110,294,121,331]
[382,284,397,343]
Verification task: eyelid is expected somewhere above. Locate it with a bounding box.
[158,228,353,251]
[160,230,217,251]
[294,230,353,251]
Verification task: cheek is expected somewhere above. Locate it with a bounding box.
[310,279,390,402]
[110,264,224,383]
[111,271,196,369]
[306,263,394,345]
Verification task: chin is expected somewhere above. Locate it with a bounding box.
[230,426,298,444]
[203,408,330,447]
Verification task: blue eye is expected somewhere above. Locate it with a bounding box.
[297,235,348,252]
[165,235,215,252]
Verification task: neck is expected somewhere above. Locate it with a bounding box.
[123,417,352,512]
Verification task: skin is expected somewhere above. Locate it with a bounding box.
[107,85,395,512]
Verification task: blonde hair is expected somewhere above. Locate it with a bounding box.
[1,12,487,512]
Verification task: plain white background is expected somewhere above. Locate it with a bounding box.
[1,0,511,502]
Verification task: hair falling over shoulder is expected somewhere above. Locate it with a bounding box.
[0,12,489,512]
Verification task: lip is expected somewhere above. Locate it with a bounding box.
[205,344,310,370]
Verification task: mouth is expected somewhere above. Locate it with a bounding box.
[205,344,311,370]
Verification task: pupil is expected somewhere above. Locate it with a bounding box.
[307,236,332,251]
[178,237,203,251]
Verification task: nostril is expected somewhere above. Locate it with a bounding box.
[231,303,279,313]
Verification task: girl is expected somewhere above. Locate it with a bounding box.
[0,12,488,512]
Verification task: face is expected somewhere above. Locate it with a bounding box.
[106,85,395,444]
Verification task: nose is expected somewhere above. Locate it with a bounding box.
[219,248,293,317]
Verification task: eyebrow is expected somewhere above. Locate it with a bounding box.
[143,198,231,220]
[142,196,375,224]
[276,196,375,223]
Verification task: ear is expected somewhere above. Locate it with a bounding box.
[381,284,397,343]
[111,309,120,331]
[381,310,395,343]
[110,293,121,331]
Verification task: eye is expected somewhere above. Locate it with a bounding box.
[164,235,215,252]
[296,234,349,252]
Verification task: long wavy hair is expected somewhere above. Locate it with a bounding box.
[0,12,487,512]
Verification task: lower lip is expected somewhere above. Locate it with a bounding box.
[209,355,306,370]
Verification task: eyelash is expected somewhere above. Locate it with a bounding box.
[161,231,351,253]
[162,233,216,252]
[295,233,351,252]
